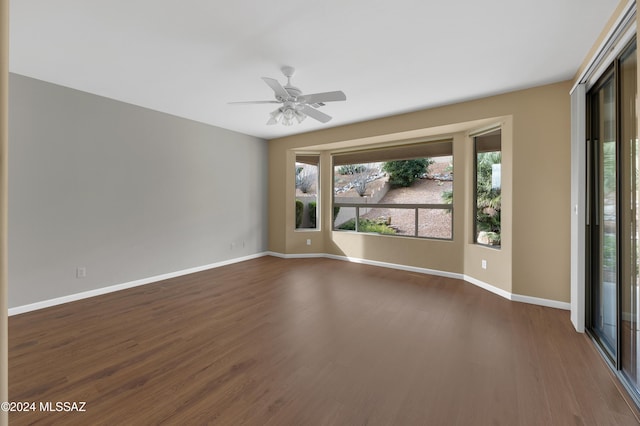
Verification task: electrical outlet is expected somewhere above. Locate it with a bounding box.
[76,267,87,278]
[481,260,487,270]
[230,242,235,250]
[306,239,312,246]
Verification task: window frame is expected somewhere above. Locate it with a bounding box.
[472,128,502,248]
[294,154,320,231]
[331,140,454,240]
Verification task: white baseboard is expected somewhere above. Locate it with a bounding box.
[268,251,462,279]
[463,274,513,300]
[9,250,569,315]
[267,251,569,310]
[267,251,325,259]
[510,293,571,310]
[323,253,464,280]
[8,252,269,316]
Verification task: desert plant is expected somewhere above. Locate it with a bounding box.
[441,190,453,205]
[383,158,433,187]
[337,164,367,175]
[351,165,376,196]
[295,200,304,228]
[353,174,368,196]
[295,166,315,194]
[338,218,396,235]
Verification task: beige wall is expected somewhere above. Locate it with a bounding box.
[269,81,571,302]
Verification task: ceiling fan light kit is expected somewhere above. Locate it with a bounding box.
[230,66,346,126]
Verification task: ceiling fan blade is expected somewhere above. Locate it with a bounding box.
[228,100,281,104]
[300,105,332,123]
[262,77,290,100]
[299,91,346,104]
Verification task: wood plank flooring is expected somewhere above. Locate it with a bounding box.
[8,256,640,425]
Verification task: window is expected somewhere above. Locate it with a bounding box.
[295,155,319,230]
[333,140,453,239]
[474,129,501,247]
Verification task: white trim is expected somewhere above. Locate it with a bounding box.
[266,251,325,259]
[511,294,571,311]
[463,274,512,300]
[267,251,569,310]
[8,252,269,316]
[570,0,636,93]
[9,251,570,315]
[323,253,463,280]
[586,22,637,90]
[570,84,587,332]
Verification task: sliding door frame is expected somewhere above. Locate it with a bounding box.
[583,37,640,408]
[570,0,636,333]
[585,62,621,365]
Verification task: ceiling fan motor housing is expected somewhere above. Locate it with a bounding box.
[284,86,302,100]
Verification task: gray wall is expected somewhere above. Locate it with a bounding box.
[8,74,268,308]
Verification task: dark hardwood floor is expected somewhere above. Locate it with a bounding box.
[8,256,640,425]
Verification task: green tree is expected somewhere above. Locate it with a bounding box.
[476,152,501,244]
[383,158,433,187]
[295,200,304,228]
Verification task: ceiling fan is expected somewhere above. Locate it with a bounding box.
[229,66,346,126]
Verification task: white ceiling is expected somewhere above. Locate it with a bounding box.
[10,0,620,140]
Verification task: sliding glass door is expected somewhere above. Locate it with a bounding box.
[587,69,617,359]
[587,40,639,399]
[619,43,639,389]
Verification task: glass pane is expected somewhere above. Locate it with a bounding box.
[333,207,401,235]
[418,209,452,239]
[594,76,617,357]
[333,207,356,230]
[334,162,388,200]
[474,130,502,247]
[620,42,638,387]
[360,208,410,236]
[295,157,319,229]
[333,157,453,205]
[333,154,453,240]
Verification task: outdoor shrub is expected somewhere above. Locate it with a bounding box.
[338,218,396,235]
[333,206,340,221]
[337,164,367,175]
[441,190,453,205]
[296,168,314,193]
[383,158,433,187]
[353,175,368,196]
[295,200,304,228]
[309,201,317,227]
